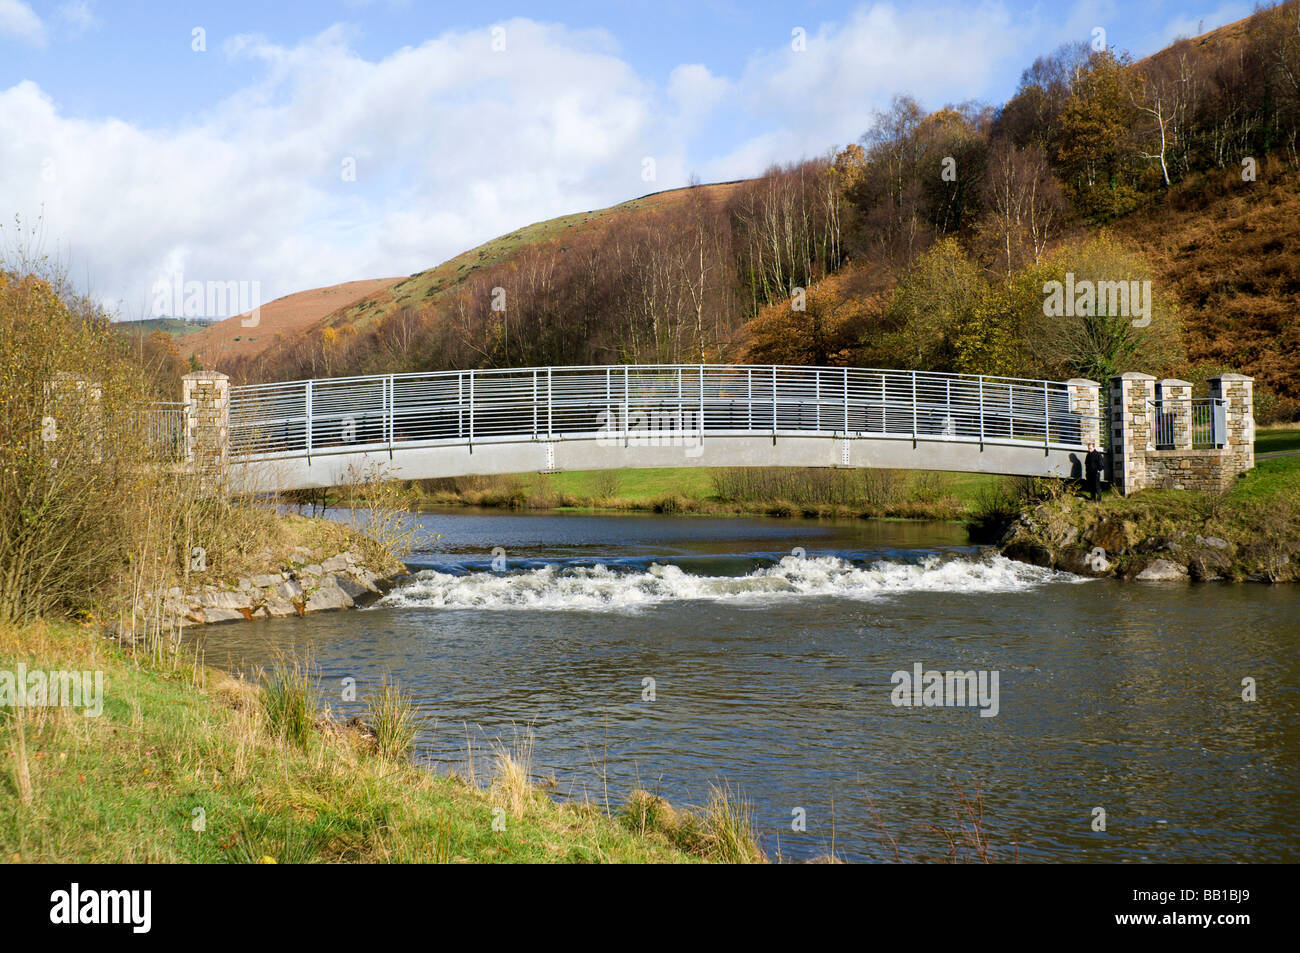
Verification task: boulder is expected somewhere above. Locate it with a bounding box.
[1057,545,1112,577]
[1186,548,1232,581]
[250,573,281,588]
[260,595,299,618]
[1135,558,1189,581]
[1002,537,1054,568]
[334,574,378,601]
[202,607,249,624]
[1136,536,1179,555]
[1195,535,1230,551]
[306,579,354,612]
[197,589,250,610]
[321,555,349,572]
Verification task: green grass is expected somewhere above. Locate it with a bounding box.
[403,466,1006,522]
[262,657,319,749]
[1255,425,1300,456]
[0,622,719,863]
[544,467,717,502]
[1223,452,1300,502]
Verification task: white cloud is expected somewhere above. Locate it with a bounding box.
[0,4,1132,318]
[668,64,730,129]
[1,19,684,315]
[58,1,98,33]
[0,0,44,46]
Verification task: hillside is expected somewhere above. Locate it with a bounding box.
[1125,163,1300,397]
[116,316,214,338]
[196,182,745,373]
[183,276,403,366]
[320,181,747,336]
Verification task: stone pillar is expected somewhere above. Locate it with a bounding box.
[1108,372,1156,495]
[1157,378,1193,450]
[44,372,103,463]
[1066,378,1101,449]
[1209,373,1254,476]
[183,371,230,494]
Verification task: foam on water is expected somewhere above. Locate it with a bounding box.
[377,553,1084,612]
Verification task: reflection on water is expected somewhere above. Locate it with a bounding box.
[195,509,1300,862]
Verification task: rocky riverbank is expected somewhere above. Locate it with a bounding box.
[162,547,407,626]
[114,512,412,634]
[995,493,1300,583]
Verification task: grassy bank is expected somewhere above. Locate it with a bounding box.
[336,466,1006,522]
[0,620,765,863]
[1256,424,1300,456]
[990,449,1300,581]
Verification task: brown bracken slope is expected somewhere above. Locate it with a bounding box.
[182,277,403,366]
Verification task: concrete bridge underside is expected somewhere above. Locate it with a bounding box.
[231,434,1090,494]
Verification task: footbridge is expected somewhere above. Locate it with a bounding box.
[218,364,1111,493]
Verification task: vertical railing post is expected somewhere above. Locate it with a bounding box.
[387,374,395,454]
[547,367,553,438]
[623,365,629,447]
[304,380,313,460]
[468,370,475,446]
[747,366,753,432]
[1043,380,1050,451]
[677,366,683,437]
[945,378,951,435]
[815,369,821,432]
[978,376,984,449]
[843,366,849,434]
[457,373,463,441]
[699,365,704,442]
[772,366,777,437]
[533,369,538,437]
[911,370,918,445]
[605,366,611,438]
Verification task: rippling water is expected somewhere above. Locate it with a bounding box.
[194,509,1300,862]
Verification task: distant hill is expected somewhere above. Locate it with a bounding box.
[182,277,403,366]
[317,181,748,336]
[192,182,746,371]
[115,317,214,338]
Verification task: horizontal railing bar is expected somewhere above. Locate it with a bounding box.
[228,363,1101,464]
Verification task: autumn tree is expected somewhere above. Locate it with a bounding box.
[1024,234,1183,381]
[1056,50,1143,218]
[979,141,1063,275]
[882,237,988,370]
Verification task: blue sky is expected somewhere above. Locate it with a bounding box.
[0,0,1256,315]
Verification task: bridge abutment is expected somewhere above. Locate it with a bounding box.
[1108,371,1255,495]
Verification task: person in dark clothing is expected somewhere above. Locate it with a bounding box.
[1084,442,1104,501]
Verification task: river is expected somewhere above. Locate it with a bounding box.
[193,508,1300,862]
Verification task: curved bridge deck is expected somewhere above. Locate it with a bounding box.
[228,364,1100,492]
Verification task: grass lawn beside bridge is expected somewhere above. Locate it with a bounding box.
[324,426,1296,522]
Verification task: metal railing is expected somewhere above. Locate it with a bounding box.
[1150,397,1225,449]
[138,401,188,462]
[228,365,1100,462]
